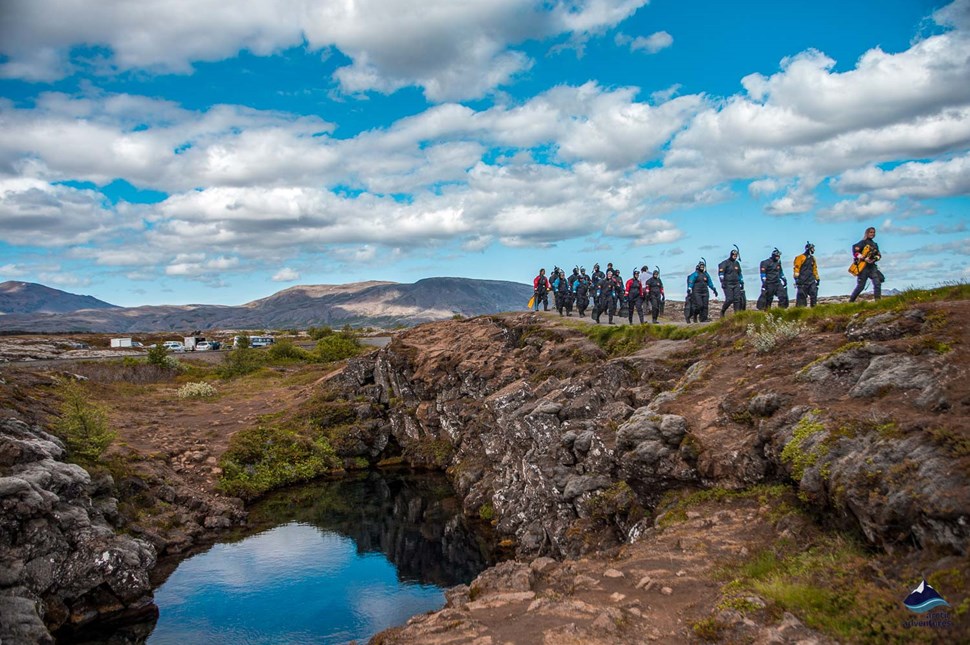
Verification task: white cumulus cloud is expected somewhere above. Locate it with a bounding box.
[0,0,649,101]
[272,267,301,282]
[616,30,673,54]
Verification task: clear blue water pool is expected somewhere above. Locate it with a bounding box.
[146,523,445,644]
[140,471,493,645]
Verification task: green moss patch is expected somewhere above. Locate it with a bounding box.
[780,412,827,481]
[717,534,962,643]
[581,322,710,356]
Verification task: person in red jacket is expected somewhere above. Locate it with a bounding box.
[533,268,551,311]
[625,268,645,324]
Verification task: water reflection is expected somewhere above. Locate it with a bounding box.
[242,470,493,588]
[148,524,445,644]
[79,470,493,645]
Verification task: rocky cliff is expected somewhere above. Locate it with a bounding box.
[332,304,969,560]
[0,418,156,644]
[318,296,969,641]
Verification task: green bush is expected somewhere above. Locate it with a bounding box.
[218,346,265,379]
[146,344,169,366]
[54,381,116,464]
[266,339,311,361]
[314,332,362,362]
[307,326,335,340]
[218,425,340,499]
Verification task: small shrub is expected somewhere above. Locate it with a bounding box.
[54,381,116,464]
[218,346,265,379]
[307,326,334,340]
[314,332,362,363]
[266,339,311,361]
[746,315,807,353]
[177,381,217,399]
[692,617,727,641]
[218,425,340,499]
[146,344,169,366]
[162,355,187,372]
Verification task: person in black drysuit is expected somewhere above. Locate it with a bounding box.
[625,268,645,324]
[533,268,550,311]
[758,248,788,309]
[643,266,664,324]
[553,268,574,316]
[686,261,718,323]
[590,263,605,290]
[717,248,744,317]
[593,269,622,324]
[849,227,882,302]
[613,268,627,319]
[573,267,592,317]
[793,242,820,307]
[568,266,580,291]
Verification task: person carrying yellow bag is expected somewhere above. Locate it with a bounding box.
[848,227,883,302]
[793,242,820,307]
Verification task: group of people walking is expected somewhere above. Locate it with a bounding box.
[531,263,666,324]
[531,227,885,325]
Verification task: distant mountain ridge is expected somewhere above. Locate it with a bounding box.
[0,278,533,333]
[0,281,119,315]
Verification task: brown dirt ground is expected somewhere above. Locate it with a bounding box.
[376,494,835,645]
[661,299,970,450]
[102,359,344,491]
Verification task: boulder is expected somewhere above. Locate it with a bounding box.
[0,418,156,642]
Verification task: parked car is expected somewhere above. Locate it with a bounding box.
[162,341,185,352]
[194,341,214,351]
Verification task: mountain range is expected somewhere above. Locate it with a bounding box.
[0,279,533,333]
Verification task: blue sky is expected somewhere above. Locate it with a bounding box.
[0,0,967,306]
